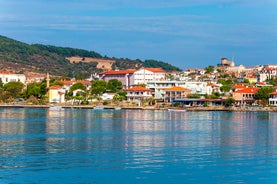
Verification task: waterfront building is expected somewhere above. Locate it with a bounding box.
[0,71,26,84]
[232,86,259,105]
[164,86,191,102]
[99,69,136,89]
[147,80,213,100]
[269,91,277,106]
[125,86,153,104]
[146,80,177,99]
[48,85,65,103]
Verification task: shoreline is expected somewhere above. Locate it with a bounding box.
[0,104,277,112]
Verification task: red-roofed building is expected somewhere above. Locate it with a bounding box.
[164,86,191,102]
[232,86,259,105]
[62,80,91,90]
[99,69,136,89]
[125,86,153,102]
[133,68,166,85]
[232,84,246,92]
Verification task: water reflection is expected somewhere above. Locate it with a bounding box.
[0,108,276,183]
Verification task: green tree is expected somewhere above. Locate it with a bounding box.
[220,85,231,92]
[225,97,235,107]
[187,94,201,98]
[205,65,214,74]
[3,81,24,98]
[243,78,250,84]
[25,81,47,99]
[91,80,107,95]
[107,79,122,93]
[50,78,63,86]
[267,76,277,86]
[70,82,86,92]
[218,79,233,93]
[255,87,274,101]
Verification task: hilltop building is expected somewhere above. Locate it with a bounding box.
[218,58,235,67]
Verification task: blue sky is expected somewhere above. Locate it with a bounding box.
[0,0,276,69]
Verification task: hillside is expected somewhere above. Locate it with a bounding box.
[0,35,181,78]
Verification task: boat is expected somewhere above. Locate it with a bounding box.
[114,106,121,110]
[168,107,186,112]
[94,106,104,110]
[49,105,63,110]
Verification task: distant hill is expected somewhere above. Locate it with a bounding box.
[0,35,182,78]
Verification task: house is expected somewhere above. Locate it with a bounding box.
[48,85,65,103]
[245,76,257,84]
[258,65,277,82]
[100,93,115,100]
[125,86,153,103]
[133,68,165,85]
[207,83,221,94]
[232,86,259,105]
[99,69,136,89]
[164,86,191,102]
[232,84,246,92]
[0,71,26,84]
[146,80,177,99]
[269,91,277,106]
[146,80,212,100]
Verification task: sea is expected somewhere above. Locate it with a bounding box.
[0,108,276,184]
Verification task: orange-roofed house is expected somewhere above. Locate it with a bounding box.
[232,86,259,105]
[232,84,246,92]
[164,86,191,102]
[99,69,136,89]
[125,86,153,103]
[133,68,166,85]
[48,85,65,103]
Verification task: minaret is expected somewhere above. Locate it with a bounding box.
[46,73,50,88]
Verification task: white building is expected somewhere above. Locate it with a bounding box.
[147,80,214,100]
[133,68,165,85]
[125,86,153,104]
[258,65,277,82]
[269,91,277,106]
[0,72,26,84]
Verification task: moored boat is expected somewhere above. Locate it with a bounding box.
[168,107,186,112]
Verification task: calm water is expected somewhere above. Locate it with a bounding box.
[0,108,276,184]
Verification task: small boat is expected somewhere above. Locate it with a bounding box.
[114,106,121,110]
[49,105,62,110]
[94,106,104,110]
[168,107,186,112]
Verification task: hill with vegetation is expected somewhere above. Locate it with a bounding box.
[0,35,181,78]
